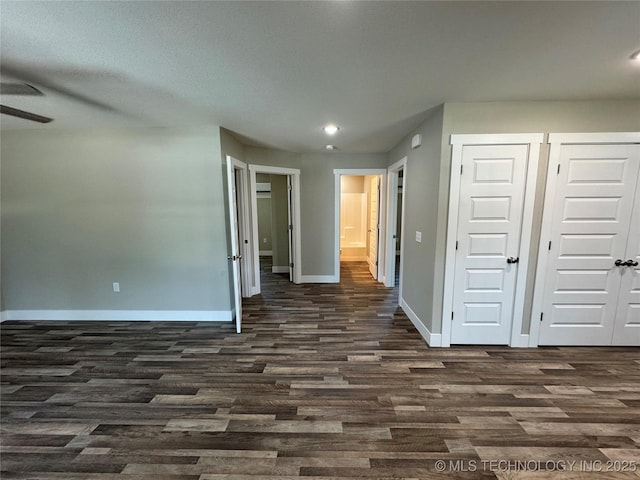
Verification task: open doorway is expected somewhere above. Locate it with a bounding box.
[248,165,301,295]
[254,173,293,285]
[385,157,407,299]
[334,169,386,283]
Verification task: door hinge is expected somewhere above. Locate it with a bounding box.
[540,312,544,322]
[290,262,294,268]
[375,261,378,266]
[460,164,463,175]
[548,241,552,250]
[557,164,560,174]
[289,224,293,230]
[451,311,454,320]
[455,240,458,250]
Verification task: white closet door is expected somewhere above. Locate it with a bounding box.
[612,177,640,346]
[451,145,529,344]
[539,144,640,346]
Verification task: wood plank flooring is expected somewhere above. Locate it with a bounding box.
[2,259,639,479]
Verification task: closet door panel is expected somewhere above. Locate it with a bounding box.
[612,171,640,346]
[539,144,640,346]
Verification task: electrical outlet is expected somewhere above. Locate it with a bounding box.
[263,237,267,243]
[112,282,120,293]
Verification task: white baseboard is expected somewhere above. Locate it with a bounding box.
[2,310,233,322]
[399,297,442,347]
[340,256,367,262]
[299,275,339,283]
[272,266,289,274]
[259,250,273,256]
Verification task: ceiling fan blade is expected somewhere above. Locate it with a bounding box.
[0,82,44,95]
[2,64,117,112]
[1,104,53,123]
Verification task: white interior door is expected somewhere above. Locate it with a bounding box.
[226,158,243,334]
[539,144,640,346]
[287,175,294,282]
[451,145,530,344]
[613,189,640,345]
[368,176,380,279]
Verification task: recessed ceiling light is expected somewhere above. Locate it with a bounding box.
[323,124,339,135]
[632,49,640,61]
[325,144,336,151]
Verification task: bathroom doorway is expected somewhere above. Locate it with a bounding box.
[334,169,386,283]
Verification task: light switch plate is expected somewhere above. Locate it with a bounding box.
[415,231,422,243]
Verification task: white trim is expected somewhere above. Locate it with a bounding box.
[249,165,300,176]
[333,169,387,284]
[385,157,407,305]
[1,311,7,322]
[249,168,261,296]
[3,310,233,322]
[529,140,564,347]
[443,134,543,347]
[235,158,253,301]
[548,132,640,145]
[510,334,531,348]
[299,275,339,283]
[399,297,442,347]
[227,156,250,334]
[530,131,640,348]
[259,250,273,256]
[248,164,302,291]
[451,133,545,146]
[271,266,289,274]
[509,141,541,347]
[332,169,386,176]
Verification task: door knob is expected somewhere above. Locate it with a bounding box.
[507,257,519,264]
[615,259,625,266]
[227,255,237,261]
[625,259,639,267]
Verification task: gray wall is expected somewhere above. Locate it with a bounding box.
[300,153,387,276]
[269,174,290,268]
[433,100,640,335]
[257,197,273,252]
[244,146,387,277]
[387,105,444,333]
[1,127,232,312]
[256,173,273,252]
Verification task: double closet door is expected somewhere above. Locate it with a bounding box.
[538,140,640,346]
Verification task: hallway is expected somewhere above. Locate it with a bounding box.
[1,263,639,478]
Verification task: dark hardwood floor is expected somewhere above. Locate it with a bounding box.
[1,259,639,479]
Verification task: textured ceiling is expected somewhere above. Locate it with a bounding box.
[1,1,639,152]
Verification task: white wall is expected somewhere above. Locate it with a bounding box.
[1,126,232,317]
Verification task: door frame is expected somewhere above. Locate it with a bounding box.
[248,164,302,293]
[529,132,640,348]
[384,157,407,303]
[441,134,543,347]
[334,169,387,283]
[226,156,250,333]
